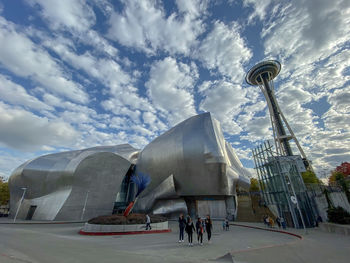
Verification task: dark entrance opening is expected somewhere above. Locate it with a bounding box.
[26,205,37,220]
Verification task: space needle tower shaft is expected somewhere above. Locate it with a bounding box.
[246,60,307,159]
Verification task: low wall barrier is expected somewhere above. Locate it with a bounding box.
[79,221,170,235]
[319,223,350,236]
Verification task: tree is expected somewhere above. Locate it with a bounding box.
[335,172,350,204]
[335,162,350,176]
[0,178,10,205]
[301,170,319,184]
[249,178,260,192]
[329,170,349,185]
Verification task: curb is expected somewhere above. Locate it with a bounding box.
[79,229,171,236]
[231,223,303,239]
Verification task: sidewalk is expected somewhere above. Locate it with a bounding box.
[1,220,349,262]
[230,222,350,263]
[0,217,85,224]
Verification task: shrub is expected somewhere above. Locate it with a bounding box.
[327,206,350,224]
[88,213,167,225]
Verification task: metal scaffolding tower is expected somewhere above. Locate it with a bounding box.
[252,141,316,228]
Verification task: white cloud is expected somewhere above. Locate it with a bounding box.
[199,80,248,134]
[327,87,350,114]
[0,74,53,111]
[195,21,252,82]
[0,102,78,151]
[145,57,198,125]
[243,0,273,23]
[0,150,36,179]
[43,40,129,92]
[239,114,271,141]
[107,0,205,55]
[262,0,350,70]
[26,0,96,32]
[0,17,88,103]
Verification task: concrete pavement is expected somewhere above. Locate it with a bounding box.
[0,221,349,263]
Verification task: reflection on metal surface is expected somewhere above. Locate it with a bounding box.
[152,199,187,216]
[134,112,250,218]
[9,145,136,220]
[136,112,250,197]
[9,113,250,220]
[133,174,177,212]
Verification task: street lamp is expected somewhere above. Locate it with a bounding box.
[14,187,27,222]
[81,190,89,221]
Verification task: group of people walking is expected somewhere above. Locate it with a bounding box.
[178,214,212,246]
[263,215,286,229]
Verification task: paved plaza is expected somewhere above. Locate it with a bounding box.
[0,220,349,263]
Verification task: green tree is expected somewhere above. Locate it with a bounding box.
[329,171,349,184]
[301,170,319,184]
[249,178,260,192]
[0,178,10,205]
[335,172,350,204]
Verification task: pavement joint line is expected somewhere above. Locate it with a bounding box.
[229,240,300,254]
[231,223,303,239]
[1,253,34,263]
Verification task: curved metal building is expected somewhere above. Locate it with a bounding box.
[9,145,138,221]
[9,113,250,221]
[134,112,250,219]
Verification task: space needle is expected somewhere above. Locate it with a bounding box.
[246,60,310,167]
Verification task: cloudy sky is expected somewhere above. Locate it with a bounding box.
[0,0,349,179]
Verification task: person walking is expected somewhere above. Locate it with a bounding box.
[276,216,281,228]
[145,214,151,230]
[186,218,195,246]
[186,214,191,224]
[264,215,270,227]
[196,218,204,245]
[205,215,212,243]
[225,218,229,231]
[280,217,286,229]
[178,213,186,243]
[268,216,274,228]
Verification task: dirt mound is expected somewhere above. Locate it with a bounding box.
[88,213,167,225]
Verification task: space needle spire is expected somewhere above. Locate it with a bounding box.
[245,60,308,162]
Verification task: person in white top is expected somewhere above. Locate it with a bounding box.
[145,214,152,230]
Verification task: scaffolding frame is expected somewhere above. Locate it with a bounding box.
[252,141,316,228]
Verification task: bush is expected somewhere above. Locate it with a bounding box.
[88,213,167,225]
[327,206,350,224]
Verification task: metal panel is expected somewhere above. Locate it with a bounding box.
[197,200,226,219]
[136,112,250,198]
[9,146,134,220]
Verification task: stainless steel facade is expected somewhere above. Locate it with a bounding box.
[136,112,250,197]
[9,145,137,220]
[134,112,250,219]
[9,113,250,221]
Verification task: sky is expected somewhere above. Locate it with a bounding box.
[0,0,349,180]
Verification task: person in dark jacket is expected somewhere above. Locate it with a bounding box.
[178,213,186,243]
[185,217,195,246]
[196,217,204,245]
[186,214,191,224]
[205,215,212,243]
[225,218,229,230]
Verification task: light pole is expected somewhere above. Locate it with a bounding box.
[14,187,27,222]
[81,190,89,221]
